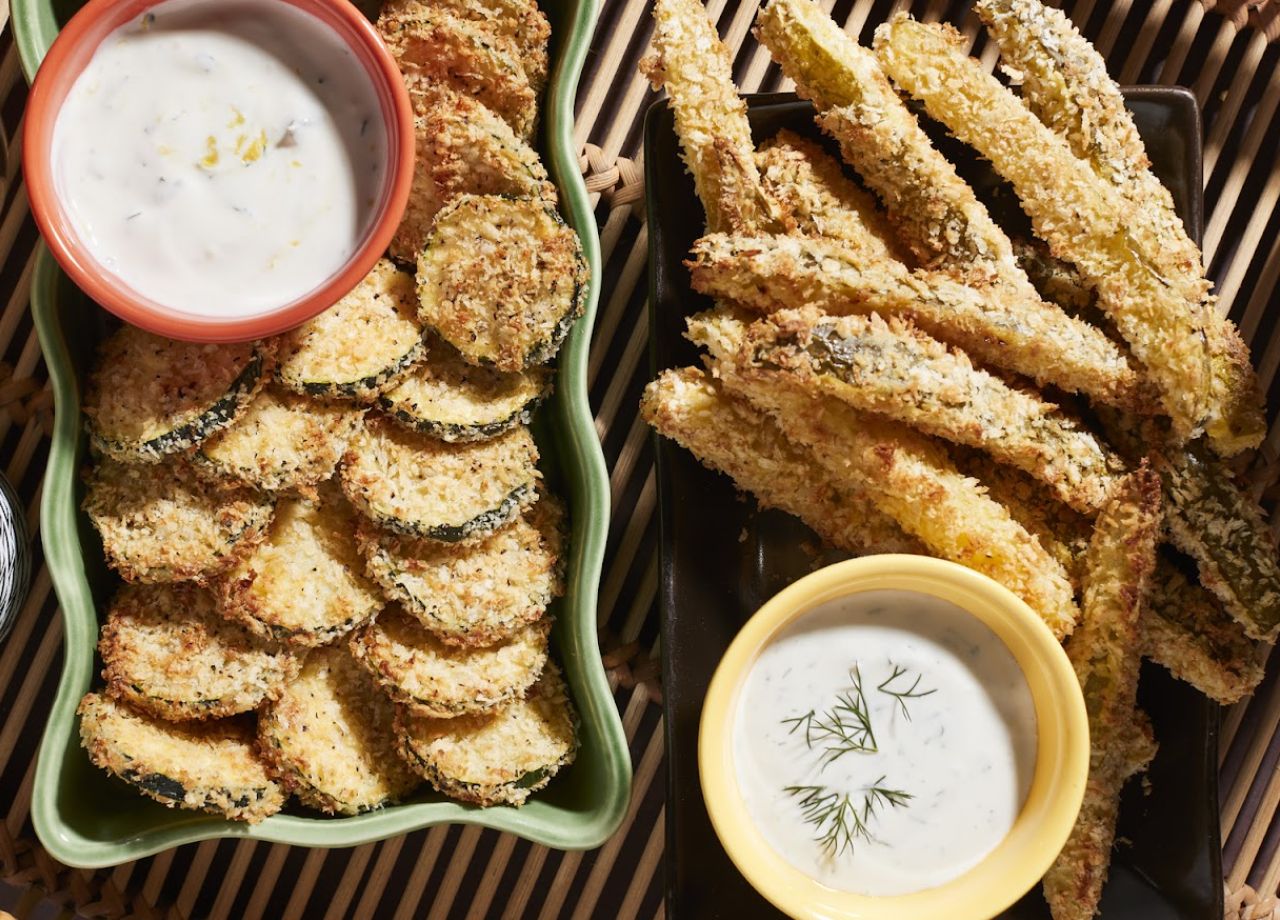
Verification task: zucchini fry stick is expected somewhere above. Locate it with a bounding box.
[643,0,786,234]
[1044,466,1161,920]
[640,367,923,555]
[976,0,1264,454]
[874,16,1211,441]
[688,233,1147,411]
[1145,556,1265,705]
[740,307,1125,513]
[689,308,1080,637]
[755,131,901,262]
[1159,441,1280,642]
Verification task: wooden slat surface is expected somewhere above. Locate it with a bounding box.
[1,0,1279,916]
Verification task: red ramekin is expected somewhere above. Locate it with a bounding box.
[23,0,415,343]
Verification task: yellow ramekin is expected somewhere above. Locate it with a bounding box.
[699,554,1089,920]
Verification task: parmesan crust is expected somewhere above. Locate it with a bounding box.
[395,662,577,806]
[258,644,422,815]
[377,339,552,442]
[390,86,556,264]
[340,417,540,542]
[195,386,362,493]
[358,493,565,646]
[351,604,550,718]
[84,457,275,584]
[100,582,299,721]
[416,194,587,372]
[377,7,537,140]
[276,259,425,402]
[216,487,384,647]
[85,327,274,463]
[641,365,923,556]
[78,692,284,823]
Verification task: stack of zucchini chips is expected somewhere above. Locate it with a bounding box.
[76,0,588,824]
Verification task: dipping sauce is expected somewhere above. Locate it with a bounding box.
[51,0,387,318]
[734,589,1037,896]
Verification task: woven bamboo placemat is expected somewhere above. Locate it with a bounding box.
[1,0,1279,916]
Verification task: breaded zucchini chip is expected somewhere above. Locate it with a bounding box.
[396,663,577,806]
[100,582,299,720]
[276,260,425,402]
[357,493,564,646]
[377,340,551,442]
[84,327,275,463]
[351,604,550,718]
[78,692,284,823]
[258,644,421,815]
[390,86,556,264]
[378,7,536,139]
[194,386,362,493]
[416,195,587,372]
[341,417,540,542]
[84,457,275,583]
[217,487,383,647]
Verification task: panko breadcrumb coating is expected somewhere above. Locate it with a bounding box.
[194,386,362,493]
[1045,467,1161,920]
[741,307,1126,513]
[390,86,556,264]
[217,487,383,647]
[416,194,586,372]
[275,259,424,402]
[84,327,274,463]
[78,692,284,823]
[341,417,540,543]
[100,582,299,721]
[975,0,1264,455]
[873,16,1211,441]
[351,604,550,718]
[377,338,551,443]
[84,457,275,584]
[396,662,577,806]
[687,232,1148,412]
[689,308,1079,637]
[378,7,536,139]
[641,365,923,556]
[357,493,564,646]
[259,645,421,815]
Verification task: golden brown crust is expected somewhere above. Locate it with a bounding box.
[83,457,275,584]
[100,582,299,721]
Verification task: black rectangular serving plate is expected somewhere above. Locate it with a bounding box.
[647,90,1222,920]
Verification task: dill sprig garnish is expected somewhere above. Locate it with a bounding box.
[875,662,937,721]
[781,666,877,763]
[784,778,913,857]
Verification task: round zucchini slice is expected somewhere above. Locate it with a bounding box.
[380,0,549,93]
[84,457,275,584]
[357,493,565,647]
[377,7,536,140]
[100,582,299,720]
[377,340,551,442]
[78,692,284,823]
[85,327,275,463]
[395,662,577,807]
[389,86,556,264]
[340,417,539,542]
[258,644,422,815]
[216,486,383,647]
[194,386,363,493]
[350,604,550,718]
[416,195,587,372]
[276,259,425,402]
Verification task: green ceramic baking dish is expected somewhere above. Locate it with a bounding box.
[20,0,631,868]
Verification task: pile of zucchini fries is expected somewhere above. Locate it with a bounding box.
[640,0,1278,914]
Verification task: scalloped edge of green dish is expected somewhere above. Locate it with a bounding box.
[24,0,629,868]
